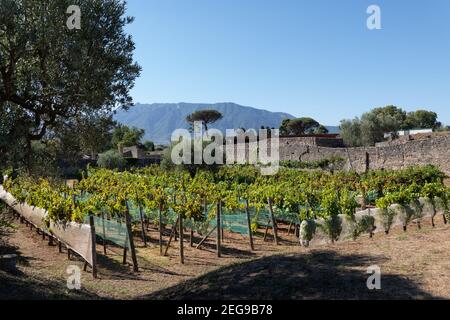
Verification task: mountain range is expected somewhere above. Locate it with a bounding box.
[114,102,339,145]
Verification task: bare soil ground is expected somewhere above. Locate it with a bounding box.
[1,207,450,300]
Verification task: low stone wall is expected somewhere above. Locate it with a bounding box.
[0,186,95,266]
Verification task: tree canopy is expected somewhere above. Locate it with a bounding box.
[279,117,328,136]
[112,125,145,148]
[0,0,140,169]
[186,109,223,131]
[340,106,442,147]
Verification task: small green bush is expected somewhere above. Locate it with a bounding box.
[318,215,342,243]
[97,150,126,170]
[352,215,376,240]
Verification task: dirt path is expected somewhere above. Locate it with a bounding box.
[2,208,450,300]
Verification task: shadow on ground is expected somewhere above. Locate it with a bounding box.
[1,210,99,300]
[141,250,440,300]
[0,268,101,300]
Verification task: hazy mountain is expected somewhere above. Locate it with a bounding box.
[114,102,339,144]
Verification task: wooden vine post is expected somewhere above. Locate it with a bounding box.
[245,199,255,251]
[190,228,194,247]
[216,201,221,257]
[88,214,98,279]
[125,202,139,272]
[164,216,179,256]
[159,203,163,255]
[267,198,279,245]
[220,201,224,241]
[179,213,184,264]
[138,202,147,247]
[123,229,128,264]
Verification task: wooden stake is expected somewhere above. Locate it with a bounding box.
[196,226,216,249]
[125,203,139,272]
[179,214,184,264]
[123,228,128,264]
[138,202,147,247]
[88,215,98,278]
[159,204,163,255]
[216,202,221,257]
[267,198,279,245]
[190,229,194,247]
[164,216,179,256]
[220,202,224,241]
[263,223,270,241]
[287,222,293,235]
[245,199,255,251]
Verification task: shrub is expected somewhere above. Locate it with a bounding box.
[376,195,397,234]
[421,182,448,226]
[352,214,376,240]
[97,150,126,170]
[318,215,342,243]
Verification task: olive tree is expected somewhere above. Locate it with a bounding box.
[0,0,140,165]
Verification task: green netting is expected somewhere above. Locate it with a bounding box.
[184,217,210,235]
[144,207,178,225]
[221,212,249,235]
[252,209,273,227]
[273,207,301,225]
[84,215,131,250]
[126,200,149,223]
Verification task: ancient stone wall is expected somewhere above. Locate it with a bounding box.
[279,135,450,175]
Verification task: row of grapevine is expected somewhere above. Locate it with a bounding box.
[1,164,449,267]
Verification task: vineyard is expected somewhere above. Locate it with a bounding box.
[1,165,450,278]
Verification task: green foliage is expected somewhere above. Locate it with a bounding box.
[340,106,441,146]
[112,125,145,148]
[97,150,126,170]
[421,182,447,202]
[3,165,447,243]
[352,215,375,240]
[142,141,155,152]
[0,0,140,166]
[339,189,359,218]
[75,114,116,157]
[279,117,327,136]
[365,190,380,205]
[404,110,441,130]
[339,118,362,147]
[280,157,345,170]
[186,109,223,131]
[318,215,342,243]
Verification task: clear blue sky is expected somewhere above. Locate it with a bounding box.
[125,0,450,125]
